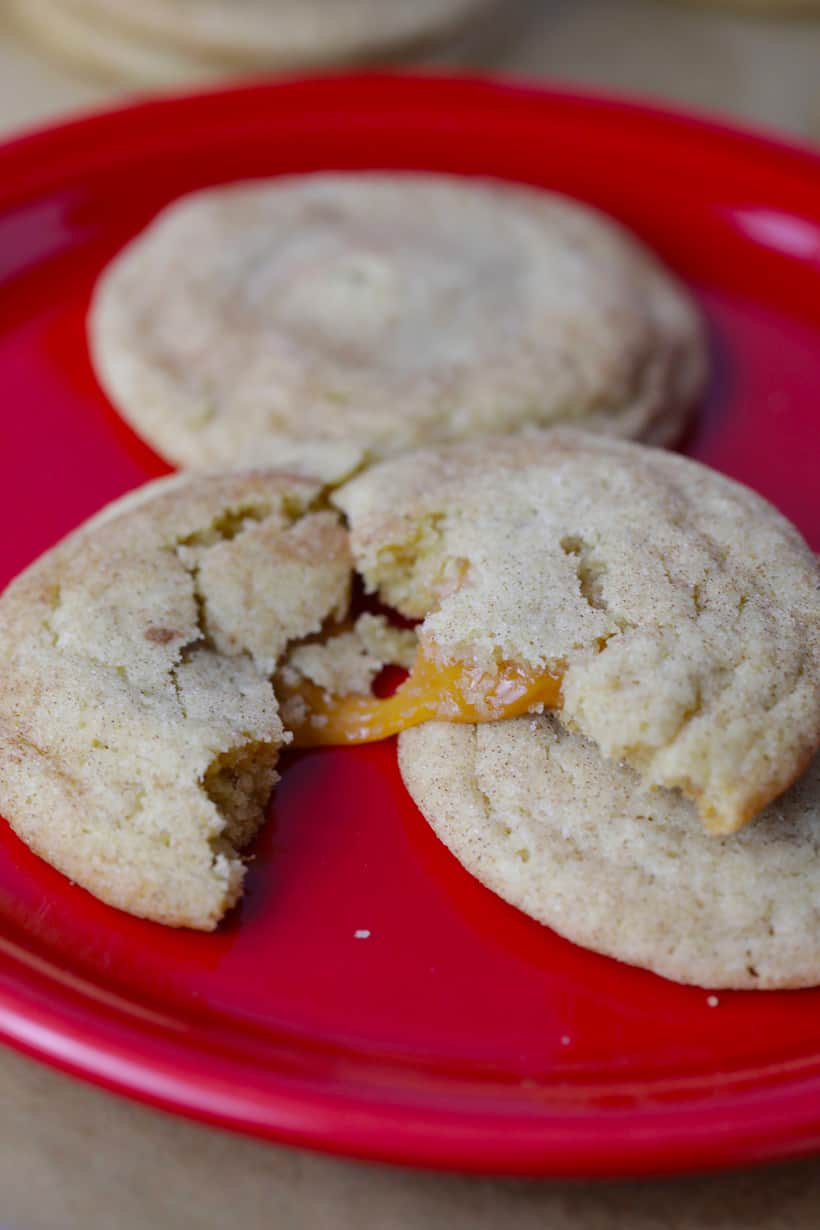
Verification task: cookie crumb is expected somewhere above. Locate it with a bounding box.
[706,995,719,1008]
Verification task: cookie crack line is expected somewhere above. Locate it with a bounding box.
[559,534,609,613]
[40,581,62,648]
[167,486,338,685]
[169,506,293,861]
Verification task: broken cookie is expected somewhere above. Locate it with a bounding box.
[332,429,820,835]
[0,469,356,929]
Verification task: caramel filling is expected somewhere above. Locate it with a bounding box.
[282,648,563,748]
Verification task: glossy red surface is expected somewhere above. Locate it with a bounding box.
[0,75,819,1177]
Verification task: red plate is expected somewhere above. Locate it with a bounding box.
[0,74,819,1177]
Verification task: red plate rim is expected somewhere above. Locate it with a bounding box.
[2,72,820,1177]
[4,69,820,203]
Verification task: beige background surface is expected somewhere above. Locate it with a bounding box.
[1,1,820,1227]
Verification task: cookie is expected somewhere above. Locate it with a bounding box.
[8,0,227,87]
[334,430,820,834]
[0,469,356,928]
[55,0,496,75]
[398,717,820,989]
[89,173,706,470]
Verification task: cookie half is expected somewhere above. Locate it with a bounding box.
[0,469,356,928]
[399,717,820,990]
[334,430,820,834]
[89,173,706,469]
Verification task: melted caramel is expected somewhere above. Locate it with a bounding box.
[282,648,563,747]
